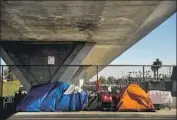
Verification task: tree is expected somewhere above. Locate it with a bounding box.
[151,64,156,80]
[151,58,162,80]
[3,67,14,81]
[3,67,9,78]
[107,76,116,84]
[155,58,162,80]
[116,79,120,87]
[99,76,107,84]
[7,68,13,81]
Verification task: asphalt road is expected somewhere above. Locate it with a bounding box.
[7,109,177,120]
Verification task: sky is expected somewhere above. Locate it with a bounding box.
[91,13,176,80]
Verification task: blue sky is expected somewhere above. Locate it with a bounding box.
[111,13,176,65]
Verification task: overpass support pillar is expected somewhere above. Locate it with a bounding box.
[0,42,94,90]
[70,67,87,86]
[0,46,31,91]
[58,43,94,84]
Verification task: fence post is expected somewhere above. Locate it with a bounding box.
[96,65,98,81]
[142,65,145,89]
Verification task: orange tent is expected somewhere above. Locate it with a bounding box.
[117,84,155,112]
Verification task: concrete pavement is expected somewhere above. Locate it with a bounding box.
[7,109,176,120]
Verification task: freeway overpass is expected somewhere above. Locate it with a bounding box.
[0,1,176,90]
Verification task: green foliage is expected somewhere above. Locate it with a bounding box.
[99,76,107,84]
[107,76,116,84]
[4,67,15,81]
[151,58,162,80]
[99,76,117,84]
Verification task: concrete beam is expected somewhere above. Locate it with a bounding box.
[50,44,84,82]
[59,43,94,83]
[0,46,31,91]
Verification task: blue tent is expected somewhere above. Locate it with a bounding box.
[16,82,88,112]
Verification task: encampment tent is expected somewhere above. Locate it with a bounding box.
[16,81,87,112]
[117,84,155,112]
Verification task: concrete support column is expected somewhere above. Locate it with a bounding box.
[70,67,87,86]
[0,46,31,91]
[59,43,94,83]
[50,44,84,82]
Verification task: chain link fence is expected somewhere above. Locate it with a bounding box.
[0,64,176,117]
[0,65,176,96]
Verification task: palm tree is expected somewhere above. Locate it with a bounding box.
[151,64,157,80]
[151,59,162,80]
[154,59,162,80]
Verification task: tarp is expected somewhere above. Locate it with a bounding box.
[3,80,21,97]
[16,81,88,112]
[86,94,99,111]
[117,84,155,112]
[84,91,101,111]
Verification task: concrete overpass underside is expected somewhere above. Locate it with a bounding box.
[0,1,176,90]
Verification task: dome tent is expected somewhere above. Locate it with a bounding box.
[16,81,87,112]
[117,84,155,112]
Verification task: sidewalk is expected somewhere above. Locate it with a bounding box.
[7,109,176,120]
